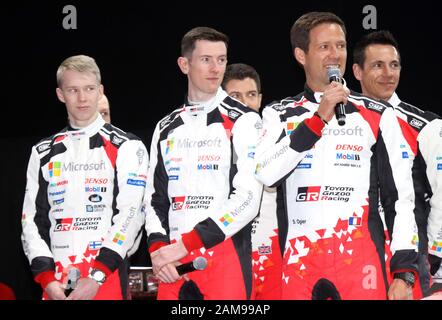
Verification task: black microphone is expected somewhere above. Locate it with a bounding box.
[64,267,80,296]
[176,257,207,276]
[327,67,346,126]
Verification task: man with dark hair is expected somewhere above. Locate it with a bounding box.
[144,27,262,300]
[353,30,442,297]
[222,63,281,299]
[255,12,420,299]
[222,63,262,112]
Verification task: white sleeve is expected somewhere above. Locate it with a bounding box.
[420,119,442,257]
[255,106,322,186]
[378,107,417,254]
[102,139,149,258]
[144,123,170,246]
[21,146,54,265]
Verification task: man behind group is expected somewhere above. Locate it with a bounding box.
[144,28,262,299]
[222,63,281,299]
[255,12,420,299]
[98,94,111,123]
[21,55,149,300]
[352,30,442,297]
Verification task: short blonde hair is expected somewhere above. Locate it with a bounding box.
[56,55,101,86]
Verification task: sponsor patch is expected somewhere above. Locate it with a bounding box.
[220,214,234,226]
[431,241,442,252]
[113,233,125,245]
[127,179,146,187]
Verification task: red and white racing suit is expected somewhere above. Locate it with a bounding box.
[251,186,283,299]
[255,86,419,299]
[21,116,148,299]
[389,92,442,295]
[144,88,262,300]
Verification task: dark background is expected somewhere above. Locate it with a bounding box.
[1,1,440,299]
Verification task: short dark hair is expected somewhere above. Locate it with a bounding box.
[181,27,229,57]
[222,63,261,93]
[353,30,400,68]
[290,12,346,52]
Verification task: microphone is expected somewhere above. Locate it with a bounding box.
[327,67,346,126]
[64,267,81,296]
[176,257,208,276]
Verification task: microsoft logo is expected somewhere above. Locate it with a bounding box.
[220,214,234,227]
[166,138,174,155]
[49,162,61,177]
[113,233,126,246]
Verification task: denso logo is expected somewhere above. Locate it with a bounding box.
[198,155,220,161]
[296,186,321,202]
[336,144,363,152]
[85,178,109,184]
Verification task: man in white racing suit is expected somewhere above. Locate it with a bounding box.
[21,55,148,300]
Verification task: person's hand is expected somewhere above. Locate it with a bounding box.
[155,262,182,283]
[65,277,100,300]
[45,281,66,300]
[317,81,349,122]
[388,279,413,300]
[150,240,188,275]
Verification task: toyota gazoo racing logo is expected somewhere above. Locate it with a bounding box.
[172,196,186,211]
[296,186,321,202]
[171,195,214,211]
[54,218,73,232]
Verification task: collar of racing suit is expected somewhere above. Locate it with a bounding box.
[66,114,105,140]
[183,87,228,115]
[388,92,401,108]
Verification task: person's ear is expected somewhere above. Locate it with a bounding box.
[294,47,306,66]
[177,56,189,74]
[56,87,66,103]
[352,63,363,81]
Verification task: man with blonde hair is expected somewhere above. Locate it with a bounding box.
[22,55,149,300]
